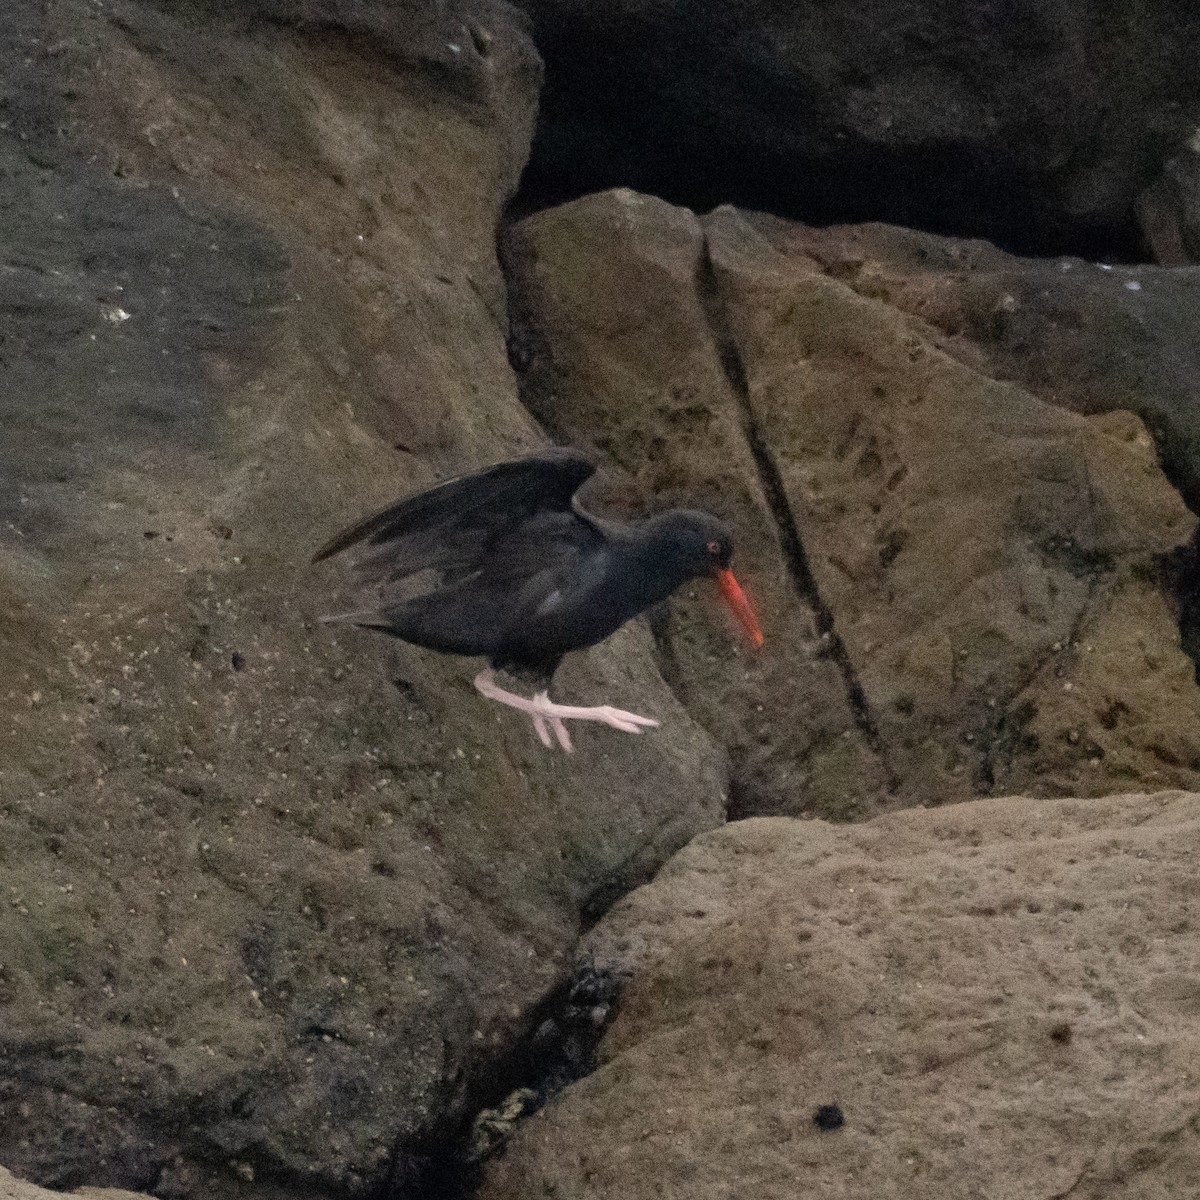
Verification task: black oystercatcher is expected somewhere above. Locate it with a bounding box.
[313,449,762,751]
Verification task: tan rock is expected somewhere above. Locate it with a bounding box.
[481,791,1200,1200]
[506,191,1200,813]
[504,190,886,818]
[707,206,1200,805]
[0,4,723,1192]
[1,1165,148,1200]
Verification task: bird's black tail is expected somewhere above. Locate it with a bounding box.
[320,580,508,659]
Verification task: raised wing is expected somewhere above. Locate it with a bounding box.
[312,448,598,586]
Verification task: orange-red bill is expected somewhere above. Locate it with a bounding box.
[715,567,764,647]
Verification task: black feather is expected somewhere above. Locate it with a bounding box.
[311,449,596,586]
[313,450,748,679]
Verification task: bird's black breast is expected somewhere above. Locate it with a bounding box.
[490,543,673,674]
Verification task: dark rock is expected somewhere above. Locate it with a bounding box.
[510,0,1200,256]
[812,1103,844,1131]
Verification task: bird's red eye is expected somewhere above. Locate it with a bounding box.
[707,540,721,555]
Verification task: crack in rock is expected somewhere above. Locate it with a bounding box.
[695,236,894,784]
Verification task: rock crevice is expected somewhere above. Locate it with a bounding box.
[694,240,891,777]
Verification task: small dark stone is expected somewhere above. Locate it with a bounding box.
[231,651,246,671]
[1049,1021,1073,1045]
[813,1103,844,1131]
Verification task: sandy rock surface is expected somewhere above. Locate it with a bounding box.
[0,2,723,1193]
[506,191,1200,815]
[1,1164,148,1200]
[481,791,1200,1200]
[753,218,1200,508]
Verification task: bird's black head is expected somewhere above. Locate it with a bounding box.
[644,509,763,647]
[649,509,735,577]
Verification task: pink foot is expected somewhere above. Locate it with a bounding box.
[474,670,659,753]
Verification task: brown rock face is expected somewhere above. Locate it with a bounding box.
[757,219,1200,510]
[479,791,1200,1200]
[503,191,888,820]
[1,1164,150,1200]
[510,0,1200,254]
[5,0,1200,1191]
[0,3,724,1193]
[505,191,1200,813]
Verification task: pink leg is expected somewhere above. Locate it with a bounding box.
[473,670,659,752]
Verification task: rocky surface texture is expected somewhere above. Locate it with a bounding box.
[480,791,1200,1200]
[510,0,1200,254]
[505,192,1200,814]
[0,1,724,1194]
[4,0,1200,1197]
[1139,136,1200,265]
[1,1164,149,1200]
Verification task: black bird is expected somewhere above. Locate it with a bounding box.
[313,449,762,751]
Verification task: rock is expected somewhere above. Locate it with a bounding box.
[1138,136,1200,266]
[503,190,889,819]
[509,0,1200,254]
[1,1164,149,1200]
[479,791,1200,1200]
[705,206,1200,806]
[0,3,724,1194]
[753,218,1200,510]
[504,190,1200,812]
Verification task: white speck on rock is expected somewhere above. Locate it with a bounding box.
[1125,280,1142,291]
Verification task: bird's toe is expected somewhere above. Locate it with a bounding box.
[550,716,573,752]
[531,712,554,748]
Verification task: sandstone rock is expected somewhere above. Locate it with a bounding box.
[510,0,1200,253]
[480,791,1200,1200]
[0,3,723,1193]
[504,190,888,819]
[738,212,1200,697]
[751,217,1200,513]
[1,1164,149,1200]
[705,206,1200,805]
[505,190,1200,812]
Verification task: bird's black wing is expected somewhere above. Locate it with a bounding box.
[312,449,599,586]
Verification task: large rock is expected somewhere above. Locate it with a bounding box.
[504,190,890,820]
[0,3,724,1194]
[504,191,1200,812]
[480,791,1200,1200]
[705,206,1200,805]
[1138,137,1200,265]
[1,1164,149,1200]
[510,0,1200,253]
[744,218,1200,509]
[736,214,1200,664]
